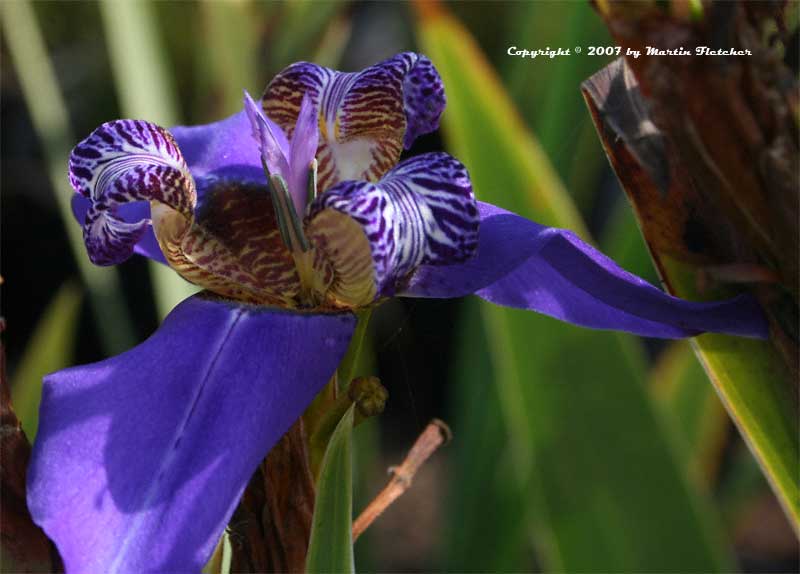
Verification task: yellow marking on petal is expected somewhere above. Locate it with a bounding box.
[318,114,329,142]
[150,183,305,309]
[306,209,376,308]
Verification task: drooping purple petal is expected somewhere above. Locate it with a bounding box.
[306,153,478,307]
[403,202,768,339]
[71,194,167,264]
[69,120,196,266]
[263,52,445,190]
[27,295,356,573]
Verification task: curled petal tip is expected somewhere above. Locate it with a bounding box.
[399,53,446,149]
[307,152,478,307]
[69,120,195,266]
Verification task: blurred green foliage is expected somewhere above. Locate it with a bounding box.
[416,5,732,570]
[3,1,795,572]
[10,281,82,441]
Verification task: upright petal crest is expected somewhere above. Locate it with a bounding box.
[69,120,196,265]
[243,90,290,180]
[288,93,320,212]
[263,52,445,190]
[244,90,319,216]
[306,152,478,307]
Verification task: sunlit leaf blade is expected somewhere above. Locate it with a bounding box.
[604,206,727,489]
[307,405,356,574]
[413,2,585,234]
[99,0,199,318]
[504,1,613,206]
[415,3,733,570]
[201,531,232,574]
[11,281,82,441]
[583,58,800,532]
[268,1,350,78]
[651,341,729,490]
[199,1,259,116]
[0,0,136,355]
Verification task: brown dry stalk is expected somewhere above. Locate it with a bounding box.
[352,419,451,542]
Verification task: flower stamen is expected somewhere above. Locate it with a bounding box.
[267,172,309,253]
[307,158,318,207]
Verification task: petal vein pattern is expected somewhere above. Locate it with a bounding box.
[69,120,196,265]
[307,153,478,305]
[263,52,445,190]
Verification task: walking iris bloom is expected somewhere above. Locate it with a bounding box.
[28,53,767,573]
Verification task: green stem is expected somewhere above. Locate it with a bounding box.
[304,308,376,478]
[336,308,373,392]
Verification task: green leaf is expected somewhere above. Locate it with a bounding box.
[199,1,259,116]
[582,58,800,532]
[416,4,733,570]
[651,341,729,489]
[11,281,83,441]
[672,265,799,528]
[443,302,530,572]
[603,203,729,489]
[201,531,232,574]
[307,405,355,574]
[413,2,585,234]
[268,1,349,77]
[98,0,199,319]
[0,0,136,355]
[503,1,612,207]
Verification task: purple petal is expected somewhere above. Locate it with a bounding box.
[403,202,768,339]
[400,54,446,149]
[288,93,319,214]
[69,110,271,266]
[71,194,167,264]
[307,153,478,306]
[171,108,266,186]
[69,120,196,266]
[242,90,290,182]
[28,295,356,572]
[263,52,445,190]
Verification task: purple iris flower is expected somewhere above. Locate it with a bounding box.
[27,52,767,573]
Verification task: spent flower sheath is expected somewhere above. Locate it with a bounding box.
[30,52,767,573]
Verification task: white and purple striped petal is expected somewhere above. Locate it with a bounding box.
[263,52,446,190]
[69,120,196,265]
[306,152,478,307]
[69,109,271,267]
[403,202,769,339]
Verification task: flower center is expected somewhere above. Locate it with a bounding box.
[262,157,330,308]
